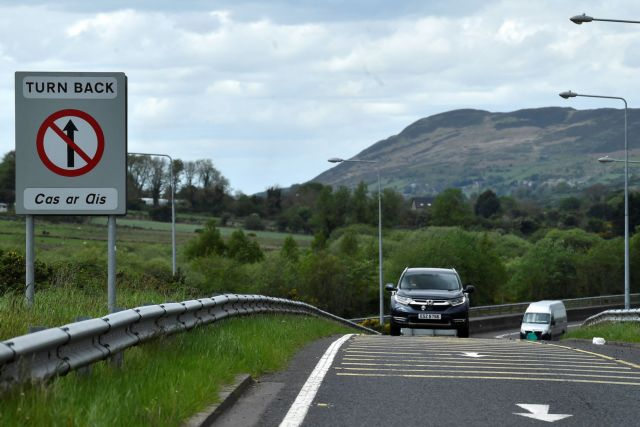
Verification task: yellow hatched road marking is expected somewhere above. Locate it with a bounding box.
[546,342,640,370]
[342,356,624,369]
[343,352,616,365]
[349,337,640,370]
[340,361,634,373]
[346,344,594,352]
[346,344,588,352]
[345,348,599,359]
[336,372,640,386]
[335,366,640,380]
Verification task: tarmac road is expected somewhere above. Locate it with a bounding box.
[216,334,640,426]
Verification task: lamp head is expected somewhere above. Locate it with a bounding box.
[328,157,344,163]
[598,156,614,163]
[570,13,593,24]
[559,90,577,99]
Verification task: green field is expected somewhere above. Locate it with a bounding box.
[0,215,312,266]
[563,322,640,343]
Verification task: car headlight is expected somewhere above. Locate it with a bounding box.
[450,295,466,306]
[394,294,412,305]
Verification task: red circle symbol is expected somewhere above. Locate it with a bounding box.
[36,109,105,177]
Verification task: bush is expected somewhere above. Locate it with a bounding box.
[184,220,226,260]
[0,249,52,295]
[149,205,172,222]
[226,229,264,263]
[244,213,265,231]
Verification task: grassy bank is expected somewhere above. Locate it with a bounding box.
[0,315,352,426]
[563,322,640,343]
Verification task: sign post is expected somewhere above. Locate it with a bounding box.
[15,72,127,310]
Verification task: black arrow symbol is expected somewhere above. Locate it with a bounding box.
[63,120,78,168]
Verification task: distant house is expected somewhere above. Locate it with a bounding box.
[140,197,169,207]
[411,197,433,210]
[0,202,7,213]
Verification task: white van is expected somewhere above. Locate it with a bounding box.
[519,300,567,341]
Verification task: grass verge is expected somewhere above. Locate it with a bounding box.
[0,315,352,426]
[563,322,640,343]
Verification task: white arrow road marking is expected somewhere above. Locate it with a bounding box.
[514,404,572,423]
[461,352,488,358]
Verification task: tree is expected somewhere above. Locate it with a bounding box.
[226,229,264,263]
[0,151,15,203]
[475,189,501,218]
[148,157,167,206]
[196,159,229,191]
[182,160,198,208]
[558,197,581,212]
[185,220,226,260]
[430,189,473,226]
[280,236,300,262]
[170,158,184,197]
[381,188,405,226]
[349,182,371,224]
[127,155,152,196]
[611,191,640,237]
[311,186,337,236]
[266,186,283,216]
[386,227,506,306]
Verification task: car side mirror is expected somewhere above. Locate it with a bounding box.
[385,283,396,292]
[464,285,475,294]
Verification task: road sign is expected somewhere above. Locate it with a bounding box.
[15,72,127,215]
[36,109,105,177]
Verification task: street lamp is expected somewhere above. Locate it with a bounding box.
[598,156,640,164]
[328,157,384,326]
[570,13,640,25]
[129,152,177,276]
[560,91,630,309]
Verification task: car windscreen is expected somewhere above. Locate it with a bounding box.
[522,312,551,324]
[400,273,461,291]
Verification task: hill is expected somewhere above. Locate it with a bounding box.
[312,107,640,198]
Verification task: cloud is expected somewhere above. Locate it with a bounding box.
[4,0,640,194]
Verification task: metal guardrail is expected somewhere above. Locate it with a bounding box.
[348,293,640,322]
[470,293,640,317]
[0,294,378,391]
[582,309,640,327]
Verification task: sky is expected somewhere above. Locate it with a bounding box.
[3,0,640,194]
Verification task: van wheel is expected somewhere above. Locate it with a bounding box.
[390,321,401,336]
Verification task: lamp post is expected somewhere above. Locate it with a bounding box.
[129,152,177,276]
[560,91,630,309]
[328,157,384,326]
[570,13,640,25]
[598,156,640,164]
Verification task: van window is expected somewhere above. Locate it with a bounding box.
[523,313,551,324]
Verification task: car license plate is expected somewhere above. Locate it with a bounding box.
[418,313,441,320]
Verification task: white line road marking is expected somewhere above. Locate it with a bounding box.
[279,334,353,427]
[514,404,572,423]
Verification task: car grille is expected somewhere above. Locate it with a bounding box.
[409,299,450,312]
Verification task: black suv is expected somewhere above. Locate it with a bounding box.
[386,267,475,337]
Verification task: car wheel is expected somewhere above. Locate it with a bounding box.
[457,324,469,338]
[390,321,401,336]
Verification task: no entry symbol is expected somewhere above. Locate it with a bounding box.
[36,109,105,177]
